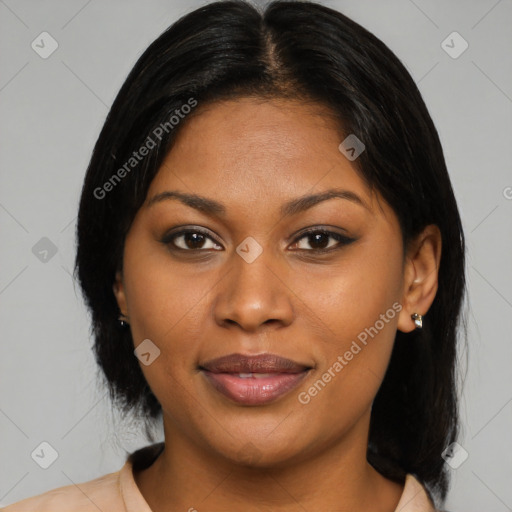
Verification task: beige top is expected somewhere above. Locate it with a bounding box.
[2,443,438,511]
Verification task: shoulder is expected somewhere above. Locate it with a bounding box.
[395,473,439,512]
[1,470,122,511]
[0,443,164,512]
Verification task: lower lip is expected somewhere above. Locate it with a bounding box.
[201,370,310,405]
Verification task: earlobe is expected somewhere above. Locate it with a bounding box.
[397,225,442,333]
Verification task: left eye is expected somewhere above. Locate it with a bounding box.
[290,230,355,252]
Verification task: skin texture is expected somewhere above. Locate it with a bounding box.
[113,97,442,512]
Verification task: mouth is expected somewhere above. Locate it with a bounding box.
[199,353,312,406]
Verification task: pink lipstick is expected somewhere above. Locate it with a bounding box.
[199,353,311,406]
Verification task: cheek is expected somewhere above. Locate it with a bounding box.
[298,239,403,342]
[295,271,402,434]
[122,234,213,346]
[291,234,404,400]
[121,243,209,415]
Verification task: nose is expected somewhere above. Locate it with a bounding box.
[213,244,295,332]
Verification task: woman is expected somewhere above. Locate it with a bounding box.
[3,0,466,510]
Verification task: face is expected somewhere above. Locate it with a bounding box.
[113,97,426,467]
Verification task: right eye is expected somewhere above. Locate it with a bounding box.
[162,229,223,251]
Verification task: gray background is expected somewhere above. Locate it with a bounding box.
[1,0,511,510]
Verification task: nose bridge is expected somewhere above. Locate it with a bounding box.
[213,238,294,331]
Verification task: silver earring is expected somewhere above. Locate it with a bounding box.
[118,314,129,328]
[411,313,423,329]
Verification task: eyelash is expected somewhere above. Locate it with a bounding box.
[161,227,356,254]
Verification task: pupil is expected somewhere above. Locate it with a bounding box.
[310,233,329,249]
[185,233,205,249]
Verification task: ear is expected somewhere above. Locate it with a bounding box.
[113,269,128,317]
[397,224,442,333]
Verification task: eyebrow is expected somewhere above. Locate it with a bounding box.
[145,188,371,217]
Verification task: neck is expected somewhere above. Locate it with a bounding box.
[134,409,404,512]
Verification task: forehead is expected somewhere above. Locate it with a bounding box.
[146,97,379,217]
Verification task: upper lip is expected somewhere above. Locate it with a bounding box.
[199,353,311,374]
